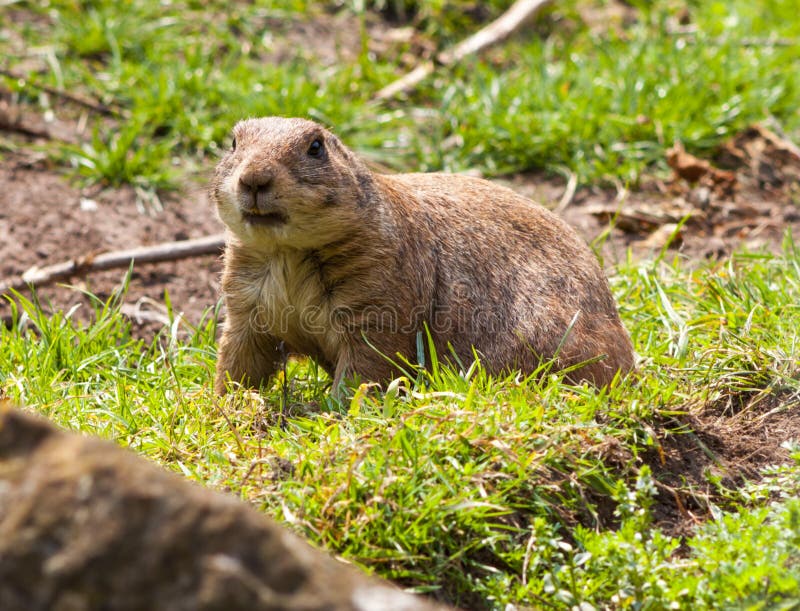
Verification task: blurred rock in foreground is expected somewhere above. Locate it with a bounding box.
[0,404,451,611]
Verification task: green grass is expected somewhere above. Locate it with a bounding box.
[4,1,800,608]
[3,243,800,609]
[3,0,799,186]
[428,7,800,183]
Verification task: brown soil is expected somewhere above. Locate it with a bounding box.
[642,388,800,538]
[0,149,224,338]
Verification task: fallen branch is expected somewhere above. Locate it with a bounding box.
[0,234,225,296]
[375,0,553,101]
[0,96,52,139]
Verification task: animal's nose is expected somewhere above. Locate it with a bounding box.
[238,168,273,194]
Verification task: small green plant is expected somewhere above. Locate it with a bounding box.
[64,121,177,189]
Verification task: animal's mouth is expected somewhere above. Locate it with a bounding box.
[242,210,288,227]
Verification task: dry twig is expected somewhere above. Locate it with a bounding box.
[0,234,225,296]
[554,171,578,213]
[375,0,553,101]
[0,97,52,139]
[0,115,51,139]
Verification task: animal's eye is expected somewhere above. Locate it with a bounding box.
[231,136,237,151]
[307,138,324,157]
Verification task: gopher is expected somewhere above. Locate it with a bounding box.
[212,117,633,395]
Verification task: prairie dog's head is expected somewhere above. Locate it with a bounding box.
[212,117,371,250]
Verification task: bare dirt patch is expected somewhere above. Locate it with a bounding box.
[643,389,800,538]
[559,124,800,262]
[0,149,224,337]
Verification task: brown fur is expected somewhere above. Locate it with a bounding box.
[211,117,634,395]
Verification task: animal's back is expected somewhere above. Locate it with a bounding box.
[377,172,634,384]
